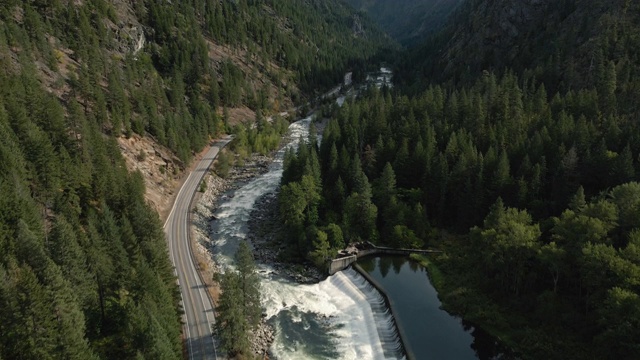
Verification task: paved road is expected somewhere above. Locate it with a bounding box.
[164,136,232,360]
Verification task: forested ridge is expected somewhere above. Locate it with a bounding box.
[399,0,640,99]
[344,0,463,46]
[279,0,640,358]
[0,0,391,358]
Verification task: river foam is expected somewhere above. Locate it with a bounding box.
[263,269,404,360]
[211,115,403,359]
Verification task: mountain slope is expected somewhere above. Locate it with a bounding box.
[399,0,640,104]
[348,1,640,358]
[345,0,462,46]
[0,0,392,359]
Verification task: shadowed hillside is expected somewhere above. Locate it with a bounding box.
[345,0,463,45]
[0,1,392,358]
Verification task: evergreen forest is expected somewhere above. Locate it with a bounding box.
[0,0,390,358]
[279,0,640,358]
[344,0,463,46]
[215,242,262,357]
[2,0,640,358]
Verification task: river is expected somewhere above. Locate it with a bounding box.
[210,116,404,359]
[208,71,506,359]
[358,256,515,360]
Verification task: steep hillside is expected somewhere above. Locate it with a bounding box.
[0,0,392,359]
[305,1,640,359]
[400,0,640,105]
[345,0,462,46]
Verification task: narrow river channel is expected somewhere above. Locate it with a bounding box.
[210,116,404,359]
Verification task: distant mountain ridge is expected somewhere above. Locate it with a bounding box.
[399,0,640,102]
[344,0,463,46]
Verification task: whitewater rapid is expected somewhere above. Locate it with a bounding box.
[210,113,404,359]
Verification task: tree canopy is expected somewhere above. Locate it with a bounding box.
[0,0,392,358]
[216,241,262,357]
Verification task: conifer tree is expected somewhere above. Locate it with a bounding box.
[217,242,262,356]
[216,271,248,356]
[235,241,261,328]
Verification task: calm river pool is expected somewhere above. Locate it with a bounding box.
[358,256,516,360]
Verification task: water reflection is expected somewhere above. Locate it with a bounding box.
[468,324,516,360]
[358,256,517,360]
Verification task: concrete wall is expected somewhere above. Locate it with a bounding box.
[365,248,435,256]
[353,264,415,360]
[328,247,440,275]
[326,246,440,356]
[356,249,378,258]
[328,255,357,275]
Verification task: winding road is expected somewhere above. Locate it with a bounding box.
[164,136,232,360]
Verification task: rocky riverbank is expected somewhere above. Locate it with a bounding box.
[246,117,328,285]
[249,319,276,357]
[192,153,276,358]
[193,118,328,358]
[194,149,324,358]
[247,191,325,284]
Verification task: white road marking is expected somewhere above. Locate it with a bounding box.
[164,138,232,360]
